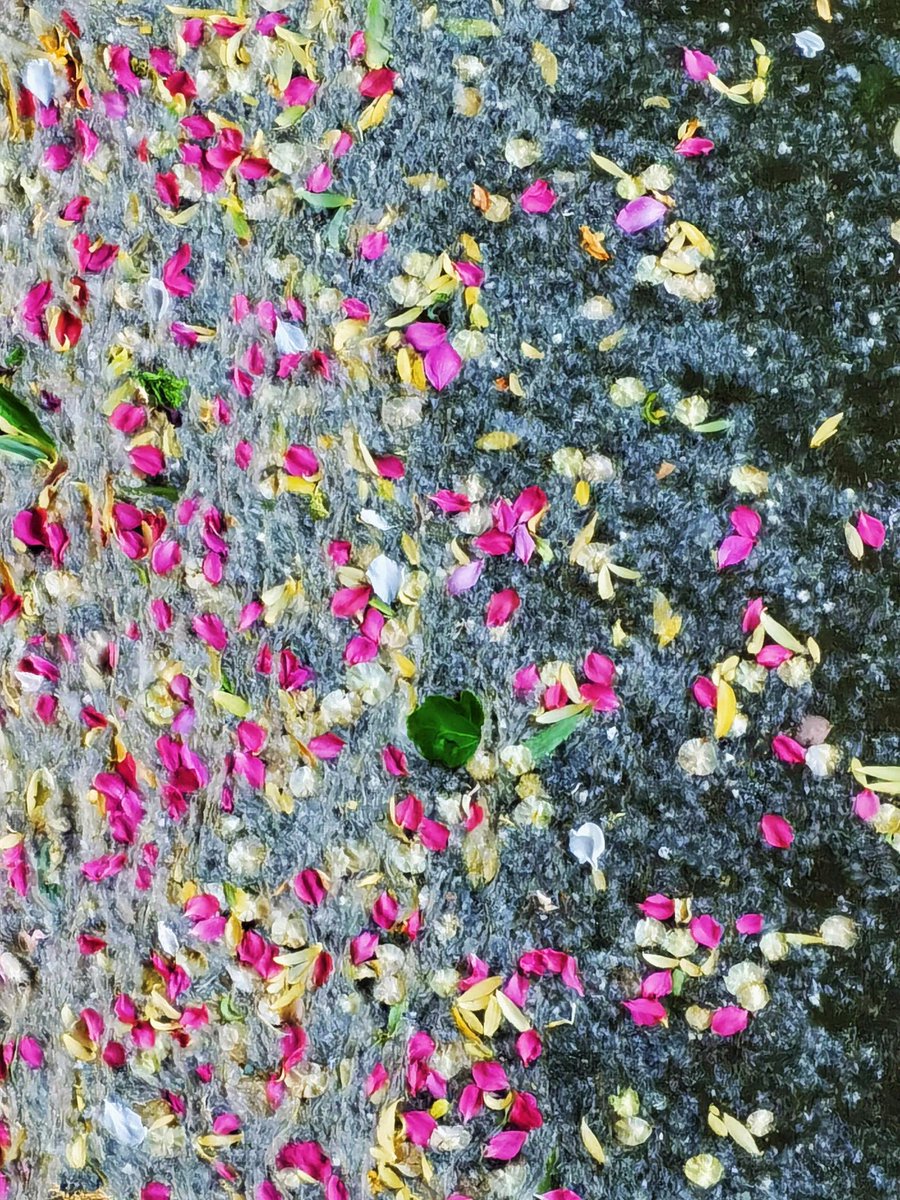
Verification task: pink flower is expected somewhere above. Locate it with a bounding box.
[853,789,879,822]
[520,179,557,213]
[638,893,674,920]
[484,1129,528,1161]
[772,734,806,764]
[616,195,667,234]
[486,588,520,627]
[162,245,194,297]
[760,813,794,848]
[710,1006,749,1037]
[735,912,764,934]
[690,914,723,948]
[683,48,719,82]
[622,997,667,1026]
[424,340,462,391]
[856,511,885,549]
[675,136,714,156]
[540,1192,583,1200]
[360,231,388,261]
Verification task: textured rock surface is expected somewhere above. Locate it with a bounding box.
[0,1,897,1199]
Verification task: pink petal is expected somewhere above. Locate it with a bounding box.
[690,914,723,948]
[692,676,717,708]
[405,322,448,351]
[520,179,557,214]
[757,644,793,668]
[760,813,794,848]
[486,588,520,628]
[359,231,388,261]
[856,511,885,549]
[742,597,764,632]
[717,534,755,569]
[853,789,880,822]
[675,136,715,156]
[483,1129,528,1161]
[401,1110,436,1147]
[735,913,764,934]
[683,48,719,82]
[472,1061,509,1092]
[730,505,761,539]
[424,340,462,391]
[640,969,673,998]
[284,444,320,477]
[623,997,667,1026]
[772,734,806,764]
[515,1029,543,1066]
[710,1005,749,1037]
[616,195,667,234]
[638,893,674,920]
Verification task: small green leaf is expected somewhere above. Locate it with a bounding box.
[297,189,355,210]
[133,367,188,410]
[523,708,591,762]
[444,18,500,38]
[0,384,56,455]
[693,419,731,434]
[364,0,392,69]
[407,691,484,768]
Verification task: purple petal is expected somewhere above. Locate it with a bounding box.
[615,196,667,235]
[447,559,484,596]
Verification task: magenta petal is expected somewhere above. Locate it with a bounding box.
[683,47,719,82]
[760,813,794,848]
[856,511,885,549]
[730,505,761,539]
[710,1005,749,1037]
[616,196,667,234]
[520,179,557,214]
[717,534,755,569]
[485,588,520,627]
[484,1129,527,1161]
[424,341,462,391]
[405,322,448,351]
[622,997,667,1026]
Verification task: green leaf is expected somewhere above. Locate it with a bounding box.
[326,205,349,250]
[0,384,56,455]
[522,708,591,762]
[0,436,51,463]
[406,691,484,768]
[133,367,188,410]
[297,189,355,210]
[444,18,500,38]
[364,0,392,69]
[693,419,731,434]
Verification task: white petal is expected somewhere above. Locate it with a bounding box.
[23,60,56,107]
[569,822,605,868]
[274,319,308,355]
[101,1099,146,1146]
[366,554,403,603]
